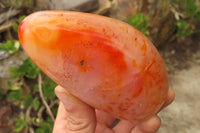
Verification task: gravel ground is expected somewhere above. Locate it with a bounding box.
[158,41,200,133]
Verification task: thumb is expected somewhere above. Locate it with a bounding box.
[53,86,96,133]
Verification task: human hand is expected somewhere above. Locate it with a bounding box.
[53,86,174,133]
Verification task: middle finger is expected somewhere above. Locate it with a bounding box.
[96,110,116,127]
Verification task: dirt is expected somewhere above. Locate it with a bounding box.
[158,37,200,73]
[157,37,200,133]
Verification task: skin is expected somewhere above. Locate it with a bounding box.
[53,86,174,133]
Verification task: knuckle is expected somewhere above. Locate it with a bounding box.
[66,115,91,132]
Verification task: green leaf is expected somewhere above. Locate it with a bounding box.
[186,3,197,17]
[8,90,23,101]
[20,101,25,109]
[4,40,15,52]
[24,94,33,107]
[20,94,34,109]
[127,13,150,35]
[171,0,180,2]
[14,113,28,132]
[194,11,200,20]
[33,99,40,111]
[0,40,20,54]
[13,16,26,32]
[35,128,45,133]
[0,88,3,100]
[34,117,41,124]
[4,40,20,54]
[176,20,188,29]
[42,77,57,100]
[185,28,194,35]
[171,0,195,4]
[42,82,56,100]
[173,0,183,2]
[34,76,57,103]
[10,58,41,79]
[18,58,41,79]
[35,122,53,133]
[33,84,39,92]
[185,0,195,4]
[53,107,58,116]
[14,119,26,132]
[176,20,194,37]
[18,16,26,23]
[7,81,22,91]
[9,67,24,78]
[13,23,19,32]
[2,0,7,4]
